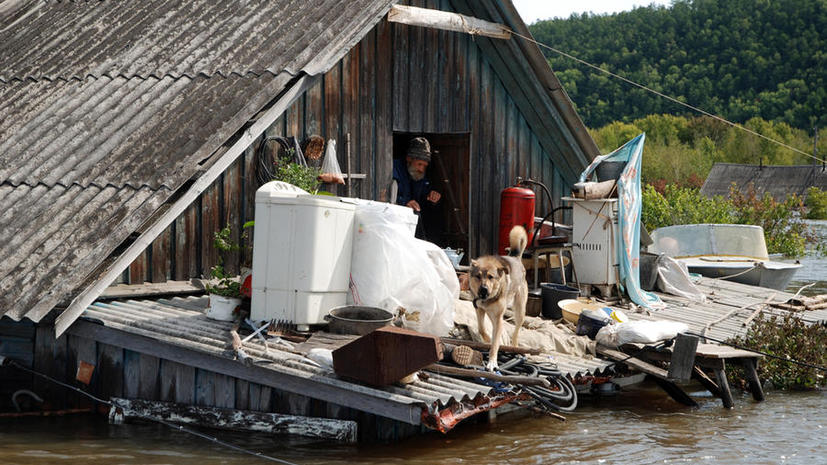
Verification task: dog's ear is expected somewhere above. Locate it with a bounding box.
[498,266,509,276]
[470,259,479,268]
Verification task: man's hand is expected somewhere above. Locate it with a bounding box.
[427,191,441,203]
[406,200,421,212]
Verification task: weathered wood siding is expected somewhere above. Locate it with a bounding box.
[125,0,575,282]
[15,323,421,441]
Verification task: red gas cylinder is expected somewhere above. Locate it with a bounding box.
[498,185,535,255]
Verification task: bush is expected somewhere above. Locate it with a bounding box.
[727,312,827,390]
[641,183,809,257]
[728,184,808,257]
[641,184,733,231]
[805,186,827,220]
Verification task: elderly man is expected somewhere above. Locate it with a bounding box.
[393,137,441,212]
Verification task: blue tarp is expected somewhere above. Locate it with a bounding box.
[579,134,664,309]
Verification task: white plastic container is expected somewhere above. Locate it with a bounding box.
[251,182,355,329]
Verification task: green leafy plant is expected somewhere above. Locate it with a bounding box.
[205,224,243,298]
[274,149,321,193]
[805,186,827,220]
[727,311,827,390]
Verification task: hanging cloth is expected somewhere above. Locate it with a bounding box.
[579,133,664,309]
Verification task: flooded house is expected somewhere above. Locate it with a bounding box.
[0,0,603,441]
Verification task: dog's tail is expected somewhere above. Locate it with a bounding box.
[508,225,528,257]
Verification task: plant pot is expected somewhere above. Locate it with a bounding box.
[206,294,241,321]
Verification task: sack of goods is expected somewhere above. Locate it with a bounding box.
[348,200,458,336]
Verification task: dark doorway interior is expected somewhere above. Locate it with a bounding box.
[392,133,470,257]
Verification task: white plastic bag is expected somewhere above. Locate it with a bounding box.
[656,255,707,303]
[614,320,689,346]
[348,200,457,336]
[319,139,345,184]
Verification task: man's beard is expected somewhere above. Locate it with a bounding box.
[407,165,425,181]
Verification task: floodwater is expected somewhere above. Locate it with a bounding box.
[1,221,825,464]
[784,219,827,296]
[2,388,826,464]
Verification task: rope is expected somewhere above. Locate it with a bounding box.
[7,360,299,465]
[702,262,763,282]
[508,30,825,165]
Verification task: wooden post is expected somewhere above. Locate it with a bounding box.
[741,358,765,402]
[346,132,352,197]
[667,333,698,382]
[109,397,358,443]
[712,360,735,409]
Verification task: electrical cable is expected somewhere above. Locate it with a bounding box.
[7,360,299,465]
[508,30,825,165]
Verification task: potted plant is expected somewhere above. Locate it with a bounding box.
[205,224,243,321]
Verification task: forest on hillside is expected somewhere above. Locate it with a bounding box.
[529,0,826,131]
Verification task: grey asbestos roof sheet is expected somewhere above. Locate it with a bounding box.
[0,0,394,323]
[700,163,827,202]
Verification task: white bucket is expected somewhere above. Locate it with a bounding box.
[206,294,241,321]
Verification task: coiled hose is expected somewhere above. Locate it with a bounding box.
[497,354,578,412]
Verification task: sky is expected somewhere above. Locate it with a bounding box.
[512,0,671,24]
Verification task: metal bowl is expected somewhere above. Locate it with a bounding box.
[326,306,393,335]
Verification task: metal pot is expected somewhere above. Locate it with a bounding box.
[325,306,393,335]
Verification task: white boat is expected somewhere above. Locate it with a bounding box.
[648,224,801,291]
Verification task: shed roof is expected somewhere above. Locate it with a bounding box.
[0,0,597,332]
[72,295,613,426]
[700,163,827,201]
[0,0,394,324]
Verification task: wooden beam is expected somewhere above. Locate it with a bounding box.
[388,5,511,40]
[55,74,314,337]
[109,397,358,443]
[97,281,204,300]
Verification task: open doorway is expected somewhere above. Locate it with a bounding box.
[392,133,470,258]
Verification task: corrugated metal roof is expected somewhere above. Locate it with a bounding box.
[79,295,500,419]
[0,0,395,323]
[700,163,827,202]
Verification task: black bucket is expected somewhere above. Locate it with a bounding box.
[540,283,580,320]
[596,160,626,182]
[576,309,611,339]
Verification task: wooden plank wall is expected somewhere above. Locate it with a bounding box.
[123,0,577,282]
[13,324,420,441]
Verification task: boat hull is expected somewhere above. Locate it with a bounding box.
[682,258,801,291]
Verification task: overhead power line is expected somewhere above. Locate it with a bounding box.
[510,30,825,164]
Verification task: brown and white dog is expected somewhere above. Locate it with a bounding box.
[469,225,529,371]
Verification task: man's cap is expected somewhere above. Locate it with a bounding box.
[407,137,432,162]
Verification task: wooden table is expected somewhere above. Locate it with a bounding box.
[598,340,764,409]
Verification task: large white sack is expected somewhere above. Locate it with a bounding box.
[348,200,457,336]
[611,320,689,346]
